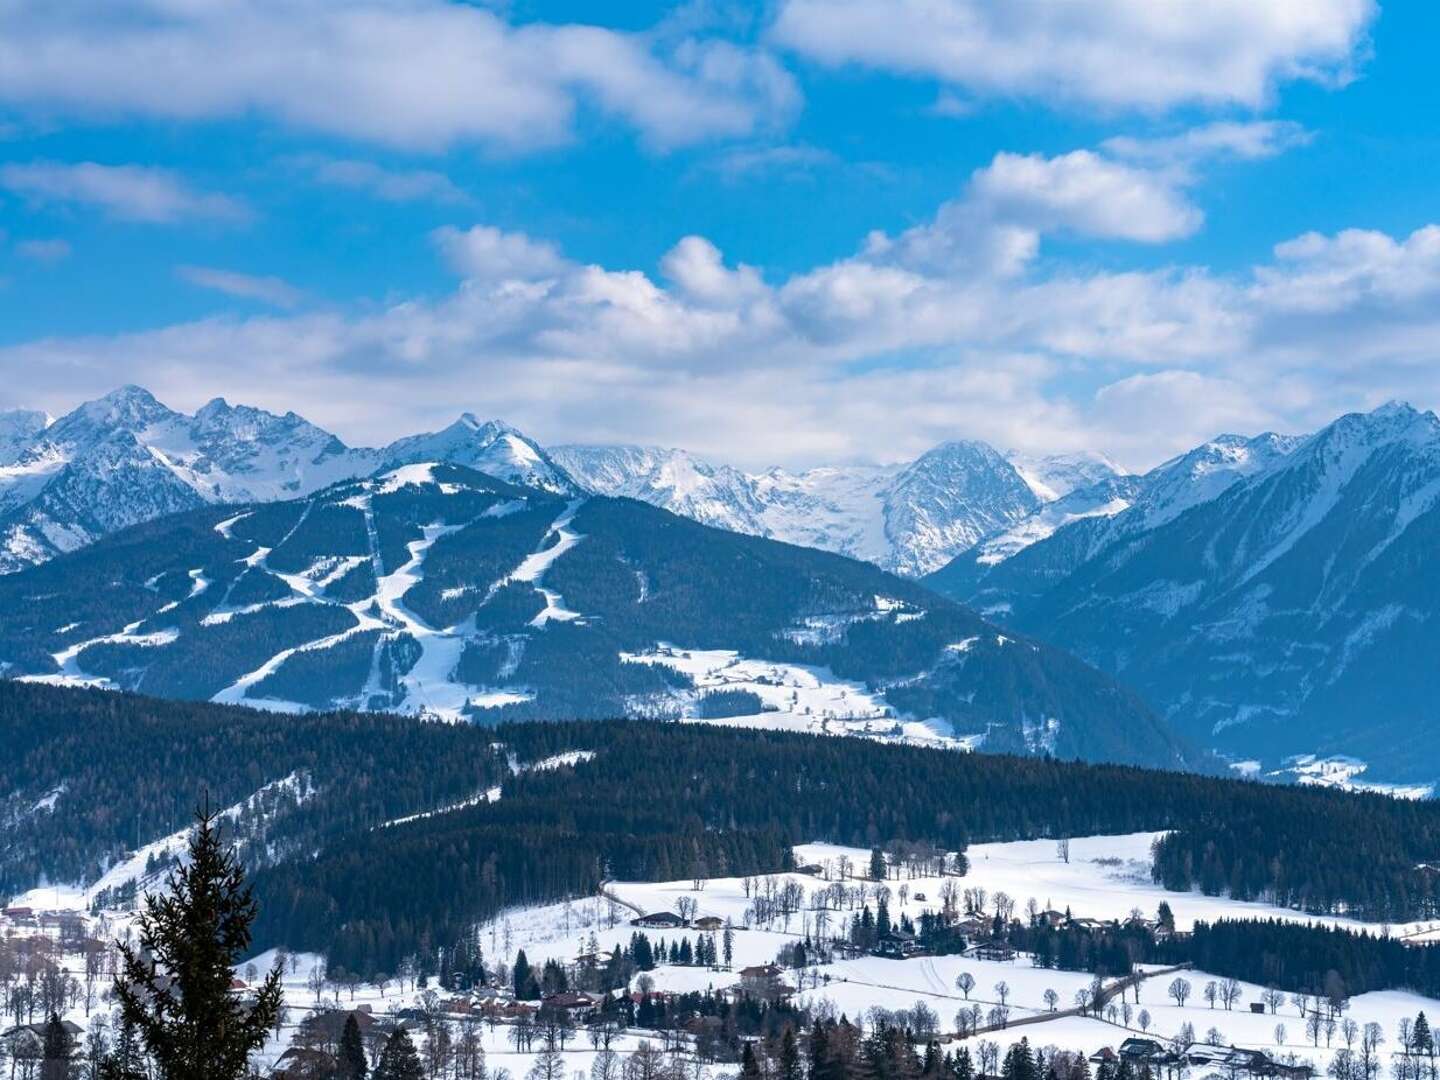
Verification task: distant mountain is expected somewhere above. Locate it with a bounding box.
[553,441,1123,577]
[382,414,575,494]
[0,387,568,573]
[927,403,1440,787]
[0,462,1198,769]
[0,385,1126,581]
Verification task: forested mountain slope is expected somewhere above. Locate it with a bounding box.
[0,462,1195,768]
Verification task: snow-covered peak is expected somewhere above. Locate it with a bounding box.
[383,417,574,495]
[43,385,178,450]
[1006,450,1127,502]
[0,408,50,466]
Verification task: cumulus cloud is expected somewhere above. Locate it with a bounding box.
[770,0,1375,111]
[0,162,247,224]
[3,165,1438,471]
[0,1,798,152]
[431,225,570,284]
[177,265,305,309]
[969,150,1202,243]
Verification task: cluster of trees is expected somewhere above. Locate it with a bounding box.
[1153,792,1440,922]
[1184,920,1440,1000]
[0,682,516,898]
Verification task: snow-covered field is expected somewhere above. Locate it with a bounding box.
[621,643,970,750]
[9,830,1438,1076]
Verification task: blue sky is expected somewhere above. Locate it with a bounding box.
[1,0,1437,468]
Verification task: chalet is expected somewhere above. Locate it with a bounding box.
[967,943,1015,962]
[1119,1038,1167,1064]
[1040,909,1069,927]
[2,907,34,920]
[737,963,793,1002]
[1250,1002,1267,1014]
[693,916,725,932]
[912,893,926,902]
[632,911,686,929]
[273,1047,338,1079]
[3,1020,84,1057]
[797,864,826,876]
[1088,1049,1118,1068]
[874,929,923,959]
[543,991,602,1020]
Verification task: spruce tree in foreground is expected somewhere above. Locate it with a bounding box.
[110,804,284,1079]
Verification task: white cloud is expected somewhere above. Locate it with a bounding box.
[969,150,1202,243]
[0,162,247,224]
[0,1,798,152]
[661,236,768,307]
[305,159,470,205]
[15,238,71,263]
[1103,120,1313,166]
[177,265,304,309]
[431,225,569,283]
[5,190,1440,472]
[770,0,1374,111]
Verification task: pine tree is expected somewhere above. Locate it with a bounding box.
[41,1013,74,1080]
[741,1042,764,1080]
[514,951,534,999]
[780,1027,803,1080]
[339,1013,369,1080]
[1413,1013,1432,1054]
[870,849,887,881]
[111,804,283,1080]
[374,1028,424,1080]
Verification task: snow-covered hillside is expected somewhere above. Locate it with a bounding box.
[0,461,1195,768]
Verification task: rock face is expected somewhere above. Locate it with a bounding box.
[0,462,1198,771]
[927,403,1440,787]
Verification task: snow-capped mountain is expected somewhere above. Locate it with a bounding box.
[0,462,1197,770]
[382,414,575,495]
[928,402,1440,787]
[553,441,1118,577]
[0,409,49,465]
[0,387,571,573]
[935,430,1304,599]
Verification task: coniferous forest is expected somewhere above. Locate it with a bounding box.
[6,683,1440,980]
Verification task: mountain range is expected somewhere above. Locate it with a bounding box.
[2,386,1437,787]
[0,460,1195,769]
[928,402,1440,788]
[0,386,1118,578]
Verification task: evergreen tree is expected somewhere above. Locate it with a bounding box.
[1002,1041,1038,1080]
[741,1043,763,1080]
[111,804,283,1080]
[870,849,887,881]
[339,1013,368,1080]
[780,1027,803,1080]
[954,1048,975,1080]
[41,1013,74,1080]
[1413,1013,1432,1054]
[374,1028,424,1080]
